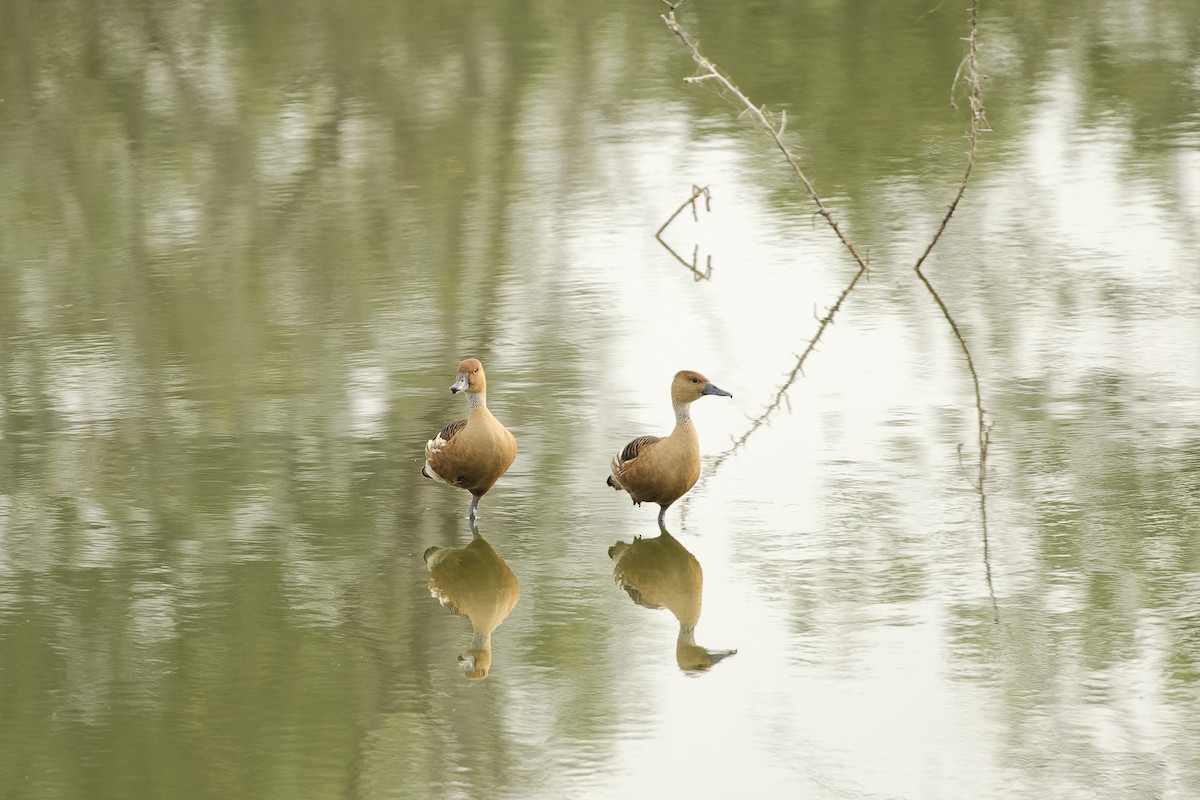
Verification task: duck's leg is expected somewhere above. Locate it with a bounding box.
[468,496,479,521]
[657,505,667,528]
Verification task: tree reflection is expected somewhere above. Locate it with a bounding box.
[609,525,735,672]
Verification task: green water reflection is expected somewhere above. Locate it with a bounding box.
[2,0,1199,798]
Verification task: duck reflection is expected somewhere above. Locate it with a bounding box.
[423,526,520,680]
[609,525,736,672]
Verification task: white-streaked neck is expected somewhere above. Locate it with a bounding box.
[468,392,488,410]
[470,632,491,650]
[673,402,694,427]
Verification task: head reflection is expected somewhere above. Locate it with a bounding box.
[608,523,736,672]
[423,522,520,680]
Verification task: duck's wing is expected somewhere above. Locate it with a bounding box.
[438,418,468,442]
[615,435,662,469]
[426,418,468,457]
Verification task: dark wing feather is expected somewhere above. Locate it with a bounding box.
[439,418,468,442]
[618,435,661,466]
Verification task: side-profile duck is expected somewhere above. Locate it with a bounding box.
[606,370,732,526]
[422,358,518,521]
[609,529,736,671]
[424,529,521,680]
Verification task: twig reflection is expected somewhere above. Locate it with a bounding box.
[711,268,867,471]
[609,524,736,672]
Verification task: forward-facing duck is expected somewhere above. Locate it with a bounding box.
[607,370,731,527]
[423,358,517,521]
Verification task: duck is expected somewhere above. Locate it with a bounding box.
[606,370,732,526]
[424,528,521,680]
[609,529,736,671]
[422,358,518,521]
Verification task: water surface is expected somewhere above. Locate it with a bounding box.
[2,1,1199,798]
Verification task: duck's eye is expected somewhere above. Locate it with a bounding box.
[691,377,699,383]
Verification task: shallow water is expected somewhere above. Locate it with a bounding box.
[2,1,1199,798]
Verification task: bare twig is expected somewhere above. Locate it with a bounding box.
[917,0,948,23]
[656,184,711,238]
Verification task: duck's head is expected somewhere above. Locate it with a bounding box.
[671,370,732,407]
[451,358,486,394]
[676,641,738,672]
[676,626,737,672]
[458,647,493,680]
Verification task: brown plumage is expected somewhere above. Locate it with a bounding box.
[607,370,732,527]
[424,531,520,680]
[609,530,736,671]
[422,358,518,521]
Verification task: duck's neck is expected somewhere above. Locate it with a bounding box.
[673,402,695,428]
[470,632,491,650]
[467,391,488,411]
